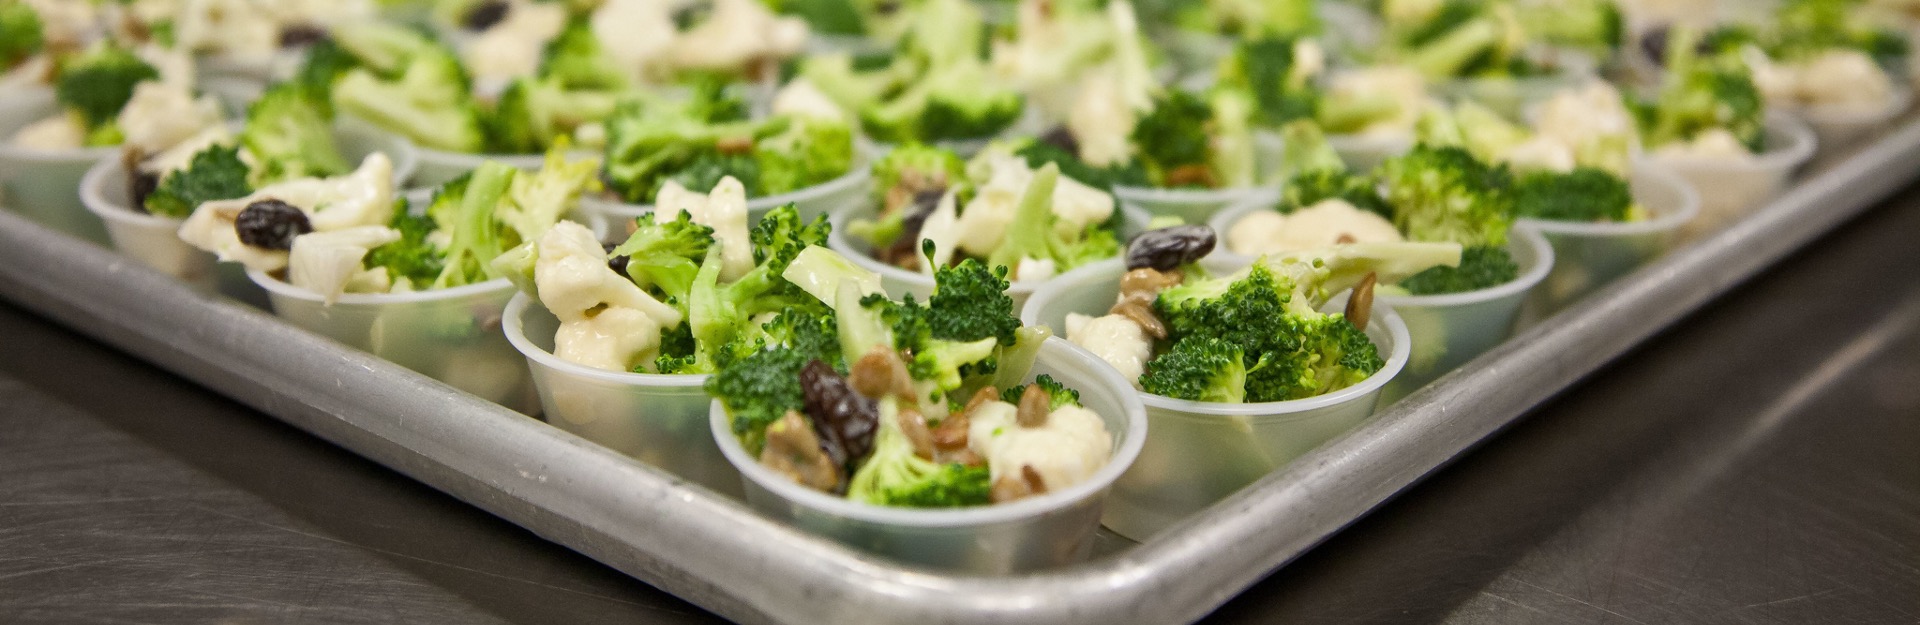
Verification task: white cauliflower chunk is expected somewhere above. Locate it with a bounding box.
[653,177,752,281]
[1065,312,1152,387]
[533,221,683,325]
[1500,135,1576,172]
[553,306,663,372]
[117,81,225,154]
[175,0,280,58]
[1227,200,1403,256]
[968,400,1114,493]
[464,1,569,84]
[1795,50,1895,109]
[1067,69,1140,167]
[176,154,398,272]
[1653,129,1756,162]
[592,0,677,81]
[139,126,236,177]
[287,225,402,303]
[955,152,1112,259]
[671,0,809,74]
[9,114,85,150]
[771,79,847,121]
[1534,81,1636,174]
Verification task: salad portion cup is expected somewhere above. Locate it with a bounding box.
[1433,51,1598,118]
[1657,111,1817,241]
[582,142,875,226]
[504,293,742,497]
[825,201,1151,309]
[1019,258,1412,540]
[711,336,1148,573]
[0,88,118,243]
[1517,163,1701,317]
[1326,131,1415,172]
[79,123,421,291]
[1373,228,1554,401]
[1793,84,1915,151]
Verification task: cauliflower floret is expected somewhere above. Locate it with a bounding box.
[176,154,397,271]
[1014,257,1056,282]
[1065,312,1152,386]
[1795,50,1895,109]
[967,400,1113,493]
[532,220,684,325]
[1326,66,1428,137]
[954,153,1115,256]
[1066,68,1139,167]
[553,305,664,372]
[175,0,281,58]
[592,0,678,81]
[1500,135,1576,172]
[286,225,402,303]
[8,113,86,150]
[1534,81,1635,174]
[654,177,752,281]
[771,78,846,122]
[671,0,809,75]
[117,81,224,154]
[463,1,569,84]
[1228,199,1404,256]
[23,0,99,49]
[1654,128,1756,162]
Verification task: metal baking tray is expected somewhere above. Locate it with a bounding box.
[4,112,1919,624]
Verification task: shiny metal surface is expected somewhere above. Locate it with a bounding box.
[1,115,1918,623]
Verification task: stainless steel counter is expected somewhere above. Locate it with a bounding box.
[2,186,1917,624]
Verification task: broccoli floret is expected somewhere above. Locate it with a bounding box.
[874,142,967,198]
[798,52,897,114]
[0,2,43,70]
[427,163,514,287]
[365,201,445,289]
[1516,0,1623,55]
[487,76,620,153]
[1768,0,1908,65]
[1155,263,1291,356]
[294,38,358,108]
[1141,336,1257,403]
[1131,89,1216,188]
[845,398,990,507]
[609,210,715,301]
[999,373,1081,408]
[1295,313,1385,392]
[1417,101,1532,165]
[243,84,350,186]
[601,99,762,201]
[1398,244,1518,294]
[1513,167,1633,222]
[539,16,631,91]
[1011,139,1150,190]
[1218,37,1319,128]
[328,24,485,153]
[862,60,1023,143]
[1383,0,1526,80]
[1639,26,1767,152]
[754,115,855,195]
[708,326,840,435]
[143,144,252,218]
[1377,145,1517,247]
[1276,121,1392,215]
[55,42,160,129]
[982,163,1122,277]
[498,143,602,245]
[849,257,1018,401]
[684,205,833,373]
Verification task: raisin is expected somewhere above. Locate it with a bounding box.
[128,170,158,213]
[1640,26,1670,67]
[1126,225,1216,270]
[602,242,630,278]
[878,188,946,266]
[1039,125,1079,156]
[462,0,510,31]
[278,24,326,47]
[799,359,878,475]
[234,199,313,251]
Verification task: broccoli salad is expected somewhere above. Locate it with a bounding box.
[1694,0,1909,113]
[1227,124,1528,296]
[161,0,375,67]
[446,0,808,89]
[8,41,217,152]
[1631,26,1769,162]
[848,141,1124,283]
[129,83,353,218]
[1063,85,1258,190]
[179,145,600,302]
[1412,91,1644,224]
[795,0,1025,144]
[709,242,1114,507]
[1066,224,1458,401]
[598,81,856,203]
[1371,0,1585,82]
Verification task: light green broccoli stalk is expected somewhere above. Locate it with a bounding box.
[1634,26,1768,152]
[326,22,487,153]
[243,83,350,186]
[983,163,1122,275]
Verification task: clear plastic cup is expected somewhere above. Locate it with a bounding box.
[1326,131,1414,172]
[1373,228,1555,401]
[1113,184,1279,225]
[1517,163,1701,317]
[0,88,117,243]
[825,200,1151,309]
[79,122,422,288]
[1018,258,1412,540]
[583,151,874,228]
[1658,111,1817,242]
[1793,84,1915,151]
[710,336,1148,572]
[502,293,744,497]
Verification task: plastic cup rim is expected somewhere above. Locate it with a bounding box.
[711,336,1149,529]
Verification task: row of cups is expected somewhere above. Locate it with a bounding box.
[0,76,1870,575]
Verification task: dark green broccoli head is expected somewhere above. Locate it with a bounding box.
[1220,36,1319,128]
[293,38,358,105]
[365,201,446,290]
[0,1,43,69]
[56,43,160,128]
[753,115,856,195]
[1149,263,1386,402]
[1131,89,1216,188]
[927,258,1020,346]
[539,17,631,90]
[1513,167,1633,222]
[859,462,991,508]
[1378,145,1517,247]
[143,144,253,218]
[999,374,1082,408]
[609,210,716,302]
[861,60,1023,143]
[1141,336,1257,404]
[1398,244,1519,294]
